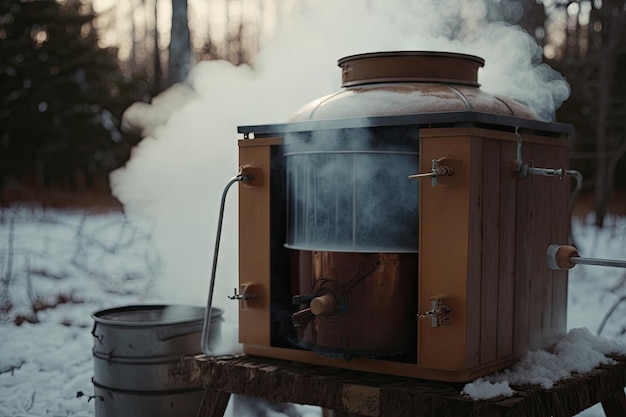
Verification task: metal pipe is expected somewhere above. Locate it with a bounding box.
[566,169,583,214]
[570,257,626,268]
[526,167,564,177]
[200,173,250,355]
[547,244,626,270]
[514,128,570,180]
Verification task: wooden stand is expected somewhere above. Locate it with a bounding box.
[178,354,626,417]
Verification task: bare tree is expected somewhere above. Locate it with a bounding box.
[168,0,191,86]
[130,0,138,69]
[590,1,626,226]
[551,0,626,226]
[153,0,163,93]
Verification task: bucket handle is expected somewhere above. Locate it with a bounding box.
[91,322,104,343]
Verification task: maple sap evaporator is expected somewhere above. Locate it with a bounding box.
[204,51,575,382]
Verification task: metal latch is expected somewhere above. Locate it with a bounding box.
[228,283,259,310]
[408,157,459,186]
[417,295,451,327]
[513,128,567,180]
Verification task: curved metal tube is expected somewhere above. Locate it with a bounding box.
[201,174,249,355]
[566,169,583,215]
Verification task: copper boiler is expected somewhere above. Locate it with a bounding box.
[234,51,573,381]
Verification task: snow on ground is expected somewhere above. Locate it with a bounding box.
[0,208,625,416]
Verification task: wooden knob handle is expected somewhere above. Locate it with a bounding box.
[548,244,580,270]
[310,294,339,316]
[556,245,579,270]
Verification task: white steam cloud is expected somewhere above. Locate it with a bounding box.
[110,0,570,353]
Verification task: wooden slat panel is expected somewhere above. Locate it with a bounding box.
[513,142,532,355]
[496,141,517,358]
[537,146,552,346]
[418,132,472,372]
[480,139,500,364]
[197,390,231,417]
[535,144,554,346]
[527,142,548,350]
[465,136,483,368]
[601,389,626,417]
[551,141,570,336]
[416,127,571,148]
[522,141,571,349]
[239,138,278,346]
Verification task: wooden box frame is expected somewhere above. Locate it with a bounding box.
[237,126,570,382]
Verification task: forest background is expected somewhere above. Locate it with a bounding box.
[1,0,625,225]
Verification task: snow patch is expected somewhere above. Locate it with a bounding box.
[462,327,626,399]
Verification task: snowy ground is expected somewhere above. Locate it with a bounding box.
[0,207,625,417]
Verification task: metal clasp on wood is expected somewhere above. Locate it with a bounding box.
[408,157,457,186]
[513,127,568,180]
[228,283,259,310]
[417,295,451,327]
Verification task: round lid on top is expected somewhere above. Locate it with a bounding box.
[290,50,538,122]
[338,51,485,87]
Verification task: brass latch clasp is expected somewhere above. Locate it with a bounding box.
[417,295,451,327]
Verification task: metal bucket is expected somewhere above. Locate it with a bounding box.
[91,304,223,417]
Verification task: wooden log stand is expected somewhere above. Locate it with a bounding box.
[179,354,626,417]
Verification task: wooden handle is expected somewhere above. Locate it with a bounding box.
[556,245,579,270]
[548,244,580,270]
[310,294,339,316]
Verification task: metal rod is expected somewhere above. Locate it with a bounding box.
[201,174,249,355]
[547,244,626,270]
[526,167,564,177]
[571,257,626,268]
[566,169,583,217]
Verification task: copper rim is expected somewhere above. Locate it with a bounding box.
[338,51,485,87]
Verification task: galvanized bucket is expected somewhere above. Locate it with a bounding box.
[91,304,223,417]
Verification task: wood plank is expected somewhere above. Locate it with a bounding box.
[551,143,570,336]
[418,132,472,372]
[529,143,552,348]
[497,141,516,358]
[513,141,532,355]
[181,354,626,417]
[466,136,483,368]
[480,139,500,364]
[601,389,626,417]
[540,143,569,342]
[238,138,279,346]
[418,127,570,148]
[197,389,231,417]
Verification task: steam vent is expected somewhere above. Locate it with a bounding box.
[234,51,573,382]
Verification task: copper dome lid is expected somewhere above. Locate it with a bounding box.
[291,51,538,121]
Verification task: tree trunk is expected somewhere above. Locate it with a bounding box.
[168,0,190,86]
[152,0,162,94]
[130,0,137,70]
[593,1,624,227]
[593,53,613,228]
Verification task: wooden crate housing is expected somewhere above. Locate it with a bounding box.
[236,125,570,382]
